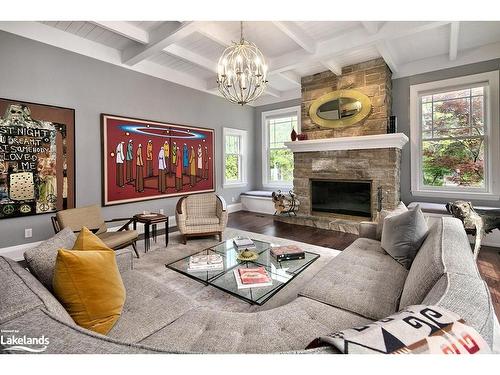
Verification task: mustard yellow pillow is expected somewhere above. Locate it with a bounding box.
[73,226,111,251]
[52,228,125,335]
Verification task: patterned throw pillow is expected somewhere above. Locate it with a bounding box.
[312,305,491,354]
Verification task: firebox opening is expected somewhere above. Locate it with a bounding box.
[311,179,371,218]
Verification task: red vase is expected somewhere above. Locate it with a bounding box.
[290,129,297,141]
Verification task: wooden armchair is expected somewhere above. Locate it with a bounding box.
[51,204,139,258]
[175,193,227,244]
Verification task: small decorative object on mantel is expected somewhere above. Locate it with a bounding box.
[387,115,397,133]
[446,200,500,259]
[272,190,300,216]
[297,133,308,141]
[290,128,297,141]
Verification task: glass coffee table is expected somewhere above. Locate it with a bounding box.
[166,238,320,305]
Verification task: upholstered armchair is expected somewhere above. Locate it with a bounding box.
[51,204,139,258]
[175,193,228,244]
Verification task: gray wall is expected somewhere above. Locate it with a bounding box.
[253,98,301,190]
[392,59,500,208]
[0,31,255,248]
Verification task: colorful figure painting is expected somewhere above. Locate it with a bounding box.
[101,114,215,206]
[0,98,75,219]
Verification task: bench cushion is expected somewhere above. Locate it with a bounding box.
[299,239,408,320]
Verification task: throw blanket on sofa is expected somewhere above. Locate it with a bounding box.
[310,305,490,354]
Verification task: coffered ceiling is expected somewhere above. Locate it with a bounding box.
[1,21,499,106]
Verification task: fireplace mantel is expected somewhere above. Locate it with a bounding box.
[284,133,409,153]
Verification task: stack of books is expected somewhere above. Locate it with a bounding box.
[233,237,256,251]
[270,245,305,262]
[233,267,272,289]
[187,254,224,272]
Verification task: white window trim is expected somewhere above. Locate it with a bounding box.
[261,106,301,189]
[222,127,248,188]
[410,70,500,201]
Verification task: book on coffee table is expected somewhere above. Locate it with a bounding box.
[270,245,305,262]
[233,267,272,289]
[233,237,256,250]
[187,254,224,272]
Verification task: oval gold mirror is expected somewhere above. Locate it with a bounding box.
[309,89,372,128]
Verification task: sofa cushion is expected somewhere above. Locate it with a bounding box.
[23,227,76,291]
[299,239,408,320]
[138,296,372,353]
[186,216,220,226]
[107,271,198,343]
[399,217,479,308]
[0,256,74,326]
[381,205,429,269]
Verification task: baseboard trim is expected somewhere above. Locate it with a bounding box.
[0,204,243,262]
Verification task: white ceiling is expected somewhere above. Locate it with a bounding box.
[1,21,499,106]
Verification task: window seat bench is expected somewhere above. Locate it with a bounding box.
[240,191,275,214]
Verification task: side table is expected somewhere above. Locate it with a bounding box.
[132,213,169,253]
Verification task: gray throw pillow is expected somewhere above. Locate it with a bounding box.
[381,205,428,269]
[376,201,408,240]
[23,227,76,291]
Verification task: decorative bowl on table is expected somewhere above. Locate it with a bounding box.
[236,249,259,262]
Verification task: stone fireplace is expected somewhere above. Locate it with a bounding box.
[274,58,408,234]
[276,134,408,233]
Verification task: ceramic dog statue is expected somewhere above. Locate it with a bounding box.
[445,200,500,259]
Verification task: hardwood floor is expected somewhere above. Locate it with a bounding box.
[228,210,500,320]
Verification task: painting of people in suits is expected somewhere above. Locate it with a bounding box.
[101,114,214,206]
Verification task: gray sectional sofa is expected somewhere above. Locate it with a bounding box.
[0,217,498,354]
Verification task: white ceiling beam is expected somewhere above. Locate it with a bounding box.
[320,60,342,76]
[393,41,500,79]
[122,22,197,66]
[164,44,217,71]
[0,21,208,95]
[269,21,451,74]
[272,21,316,54]
[194,21,236,47]
[449,22,460,61]
[361,21,380,34]
[91,21,149,44]
[375,41,399,73]
[276,71,302,87]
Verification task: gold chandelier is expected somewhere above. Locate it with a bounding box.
[217,22,268,105]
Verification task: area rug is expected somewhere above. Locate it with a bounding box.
[131,227,341,312]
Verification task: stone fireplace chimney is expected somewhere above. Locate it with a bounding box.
[276,58,408,234]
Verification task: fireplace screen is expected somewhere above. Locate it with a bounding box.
[311,179,371,218]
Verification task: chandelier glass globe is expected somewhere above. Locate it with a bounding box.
[217,22,268,105]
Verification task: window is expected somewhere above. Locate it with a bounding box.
[223,128,247,187]
[262,106,301,188]
[410,71,499,200]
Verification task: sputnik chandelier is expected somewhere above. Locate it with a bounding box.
[217,21,268,105]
